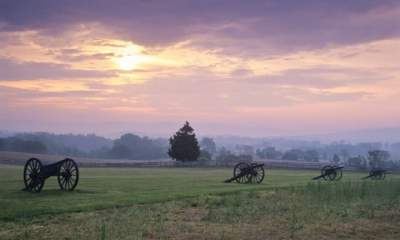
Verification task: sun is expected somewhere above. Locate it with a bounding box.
[114,44,152,71]
[116,55,144,71]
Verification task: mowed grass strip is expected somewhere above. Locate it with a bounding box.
[0,164,369,221]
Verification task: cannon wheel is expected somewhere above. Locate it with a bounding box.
[371,170,379,180]
[233,162,250,183]
[376,170,385,180]
[321,166,334,181]
[321,165,330,180]
[321,165,337,181]
[370,170,385,180]
[57,158,79,191]
[23,158,44,192]
[335,168,343,181]
[368,170,375,180]
[381,171,386,180]
[369,170,379,180]
[248,164,265,184]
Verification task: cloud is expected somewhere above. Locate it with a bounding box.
[1,1,400,136]
[245,66,389,89]
[54,51,115,62]
[0,0,398,52]
[0,58,115,80]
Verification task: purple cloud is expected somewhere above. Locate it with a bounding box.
[0,58,115,80]
[0,0,398,52]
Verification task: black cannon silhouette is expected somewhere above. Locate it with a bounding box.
[224,162,265,184]
[312,165,343,181]
[23,158,79,193]
[363,169,388,180]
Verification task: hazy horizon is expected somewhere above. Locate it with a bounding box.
[1,0,399,138]
[3,126,400,144]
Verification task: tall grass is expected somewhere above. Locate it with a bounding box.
[303,179,400,203]
[204,179,400,226]
[2,180,400,240]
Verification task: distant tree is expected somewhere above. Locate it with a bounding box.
[236,145,254,156]
[91,146,112,158]
[198,150,212,161]
[168,121,200,161]
[368,150,390,169]
[215,149,234,162]
[256,147,282,160]
[11,139,47,154]
[0,138,4,151]
[332,154,341,165]
[217,147,229,156]
[110,142,131,159]
[282,149,304,161]
[109,133,167,160]
[215,151,252,163]
[238,154,253,162]
[200,137,217,156]
[340,149,350,161]
[303,150,319,162]
[15,132,112,154]
[347,155,366,169]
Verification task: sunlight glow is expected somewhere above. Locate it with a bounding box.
[116,55,146,71]
[114,44,152,71]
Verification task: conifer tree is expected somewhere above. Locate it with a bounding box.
[168,121,200,161]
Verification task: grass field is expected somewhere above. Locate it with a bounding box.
[1,164,400,239]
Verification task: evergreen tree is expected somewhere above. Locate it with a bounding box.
[168,121,200,161]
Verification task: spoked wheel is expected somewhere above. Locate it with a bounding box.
[321,165,330,180]
[23,158,44,192]
[368,170,377,180]
[369,170,385,180]
[322,166,337,181]
[57,158,79,191]
[321,166,331,181]
[248,164,265,184]
[233,162,250,183]
[335,168,343,181]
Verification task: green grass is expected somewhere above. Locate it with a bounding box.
[1,164,400,239]
[0,164,329,220]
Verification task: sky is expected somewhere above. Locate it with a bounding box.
[0,0,399,138]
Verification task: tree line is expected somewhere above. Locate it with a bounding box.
[0,132,168,160]
[1,122,399,169]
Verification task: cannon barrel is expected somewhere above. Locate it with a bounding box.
[251,163,265,168]
[312,175,325,180]
[331,166,344,170]
[224,171,248,183]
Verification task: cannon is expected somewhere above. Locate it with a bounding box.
[224,162,265,184]
[23,158,79,193]
[312,165,343,181]
[363,169,388,180]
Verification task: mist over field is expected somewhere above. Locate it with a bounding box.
[1,128,400,170]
